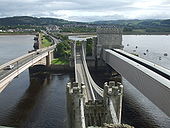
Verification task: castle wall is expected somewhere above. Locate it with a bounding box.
[96,27,123,59]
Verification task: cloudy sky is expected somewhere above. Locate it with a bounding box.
[0,0,170,22]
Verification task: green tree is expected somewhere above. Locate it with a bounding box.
[86,38,93,56]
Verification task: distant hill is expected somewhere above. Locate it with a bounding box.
[0,16,80,26]
[93,19,170,26]
[93,19,170,33]
[0,16,170,33]
[1,16,170,28]
[93,19,170,29]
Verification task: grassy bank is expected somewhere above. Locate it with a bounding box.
[41,33,53,47]
[51,58,69,65]
[51,33,71,65]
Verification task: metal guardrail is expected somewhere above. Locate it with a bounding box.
[0,51,50,92]
[0,51,34,70]
[0,45,56,86]
[0,45,56,71]
[0,31,57,92]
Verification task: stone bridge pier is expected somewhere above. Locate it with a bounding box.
[29,50,54,75]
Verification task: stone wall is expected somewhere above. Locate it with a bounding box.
[96,26,123,59]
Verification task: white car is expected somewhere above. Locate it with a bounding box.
[4,65,14,70]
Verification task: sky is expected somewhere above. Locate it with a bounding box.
[0,0,170,22]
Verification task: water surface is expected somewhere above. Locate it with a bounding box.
[0,35,70,128]
[0,35,34,64]
[123,35,170,69]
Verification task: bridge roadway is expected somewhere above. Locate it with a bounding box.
[0,32,58,93]
[41,30,60,45]
[103,49,170,117]
[0,45,56,93]
[75,45,96,102]
[74,41,105,101]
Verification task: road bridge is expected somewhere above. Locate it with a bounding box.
[0,32,57,93]
[0,45,55,93]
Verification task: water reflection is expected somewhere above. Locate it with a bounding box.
[0,71,69,128]
[1,73,51,127]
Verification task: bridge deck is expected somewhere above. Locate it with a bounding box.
[0,45,55,93]
[75,46,95,101]
[76,52,93,101]
[103,49,170,116]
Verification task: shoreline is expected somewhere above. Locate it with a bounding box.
[0,32,36,35]
[123,33,170,35]
[62,32,170,36]
[1,32,169,36]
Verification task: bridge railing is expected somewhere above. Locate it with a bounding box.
[0,45,56,71]
[0,51,34,71]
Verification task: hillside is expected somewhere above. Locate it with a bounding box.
[93,19,170,27]
[0,16,170,34]
[93,19,170,33]
[0,16,79,26]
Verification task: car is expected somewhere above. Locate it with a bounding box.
[4,65,14,70]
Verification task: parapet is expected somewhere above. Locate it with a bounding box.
[97,26,122,34]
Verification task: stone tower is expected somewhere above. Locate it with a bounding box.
[96,26,123,59]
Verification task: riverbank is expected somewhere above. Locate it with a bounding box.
[0,32,36,35]
[123,31,170,35]
[47,64,73,72]
[40,33,53,48]
[61,32,170,36]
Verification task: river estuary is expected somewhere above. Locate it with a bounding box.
[0,35,170,128]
